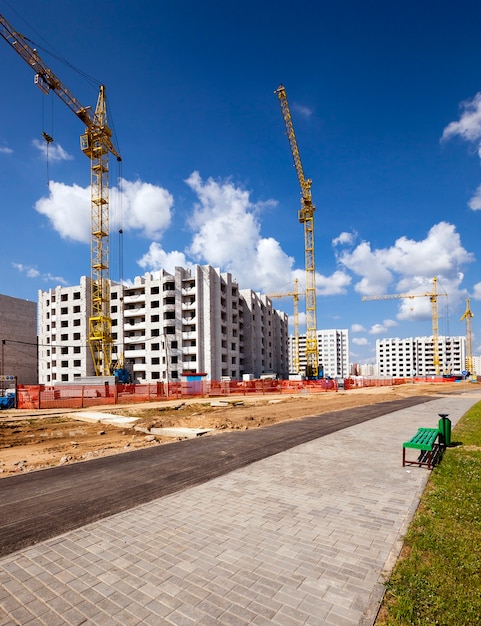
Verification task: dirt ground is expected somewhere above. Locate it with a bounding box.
[0,382,470,478]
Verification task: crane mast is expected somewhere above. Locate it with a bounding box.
[275,85,319,378]
[267,279,302,374]
[0,13,121,376]
[362,277,446,375]
[460,298,474,375]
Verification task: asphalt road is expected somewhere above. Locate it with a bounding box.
[0,395,435,557]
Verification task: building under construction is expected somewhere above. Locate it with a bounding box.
[37,265,289,384]
[376,336,465,378]
[290,329,350,379]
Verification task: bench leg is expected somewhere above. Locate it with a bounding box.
[403,446,435,469]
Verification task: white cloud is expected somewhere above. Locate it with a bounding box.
[292,103,313,118]
[383,319,398,328]
[316,270,351,295]
[442,93,481,208]
[336,240,393,295]
[12,263,39,278]
[137,243,188,274]
[352,337,368,346]
[468,184,481,211]
[35,181,91,242]
[113,179,173,240]
[13,262,68,285]
[32,138,73,162]
[351,323,366,332]
[472,282,481,300]
[369,324,386,335]
[337,222,473,303]
[442,93,481,147]
[288,311,307,329]
[332,231,355,246]
[181,172,352,295]
[185,171,294,292]
[0,145,13,155]
[369,319,397,335]
[35,178,174,243]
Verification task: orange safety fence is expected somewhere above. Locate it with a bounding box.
[14,376,462,410]
[16,378,339,410]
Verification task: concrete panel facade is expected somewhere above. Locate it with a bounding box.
[38,266,289,383]
[240,290,289,379]
[376,335,465,377]
[290,329,350,378]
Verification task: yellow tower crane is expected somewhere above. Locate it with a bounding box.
[275,85,319,378]
[267,279,303,374]
[460,298,474,375]
[0,13,121,376]
[361,277,447,375]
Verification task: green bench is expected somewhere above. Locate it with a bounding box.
[402,427,441,469]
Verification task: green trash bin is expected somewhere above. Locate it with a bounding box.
[438,414,451,447]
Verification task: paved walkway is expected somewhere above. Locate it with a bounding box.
[0,392,479,626]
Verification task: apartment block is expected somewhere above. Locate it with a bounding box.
[38,266,289,384]
[0,293,37,384]
[38,278,92,383]
[290,329,350,378]
[376,336,465,377]
[240,291,289,379]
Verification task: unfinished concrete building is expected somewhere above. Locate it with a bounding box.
[240,290,289,380]
[38,266,289,384]
[0,293,37,385]
[290,329,350,378]
[376,336,465,377]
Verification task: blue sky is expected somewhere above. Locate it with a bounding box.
[1,0,481,365]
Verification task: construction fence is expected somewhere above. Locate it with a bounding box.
[13,377,418,410]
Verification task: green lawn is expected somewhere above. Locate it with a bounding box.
[377,402,481,625]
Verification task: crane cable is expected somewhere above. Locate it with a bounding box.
[40,84,55,186]
[110,157,125,368]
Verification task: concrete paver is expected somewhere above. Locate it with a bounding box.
[0,392,479,625]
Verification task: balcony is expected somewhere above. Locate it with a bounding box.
[124,349,146,359]
[124,307,146,318]
[124,322,146,333]
[123,292,146,304]
[124,335,146,344]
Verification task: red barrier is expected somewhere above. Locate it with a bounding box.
[18,377,455,411]
[16,378,337,409]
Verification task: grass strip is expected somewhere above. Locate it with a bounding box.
[377,401,481,625]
